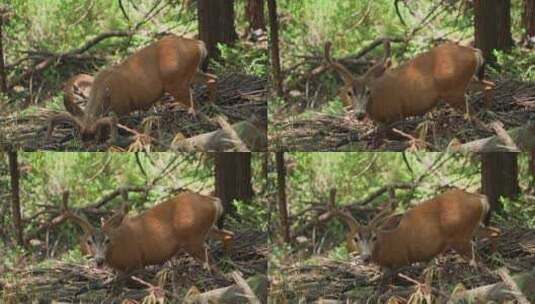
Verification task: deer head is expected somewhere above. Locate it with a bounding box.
[324,40,391,119]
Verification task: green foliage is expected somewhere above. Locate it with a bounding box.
[321,98,345,116]
[498,196,535,228]
[213,42,269,77]
[234,199,269,230]
[327,244,351,262]
[491,48,535,82]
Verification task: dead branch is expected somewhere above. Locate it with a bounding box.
[496,268,531,304]
[215,116,249,152]
[183,274,268,304]
[172,117,266,152]
[449,120,535,152]
[231,271,262,304]
[9,31,134,89]
[488,120,520,150]
[88,185,148,209]
[448,270,535,303]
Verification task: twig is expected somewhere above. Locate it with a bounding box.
[394,0,407,26]
[118,0,131,22]
[398,273,451,300]
[88,186,148,209]
[134,152,148,181]
[9,31,134,88]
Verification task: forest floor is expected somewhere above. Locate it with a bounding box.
[270,225,535,303]
[270,75,535,152]
[0,228,268,303]
[0,71,267,151]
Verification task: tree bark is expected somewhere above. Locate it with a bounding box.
[474,0,514,64]
[197,0,237,62]
[8,151,23,246]
[276,152,290,243]
[214,153,253,226]
[0,8,7,93]
[522,0,535,47]
[531,149,535,188]
[267,0,283,97]
[246,0,266,31]
[481,152,520,225]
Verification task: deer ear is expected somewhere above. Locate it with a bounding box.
[104,204,129,229]
[384,58,392,69]
[364,62,388,79]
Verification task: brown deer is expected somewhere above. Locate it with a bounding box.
[62,190,233,273]
[327,188,499,271]
[47,34,218,143]
[324,40,495,123]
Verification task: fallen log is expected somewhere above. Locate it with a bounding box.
[447,270,535,303]
[171,116,267,152]
[183,274,268,304]
[448,120,535,152]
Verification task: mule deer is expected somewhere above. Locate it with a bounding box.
[327,188,499,271]
[324,40,495,123]
[62,190,233,273]
[47,34,218,143]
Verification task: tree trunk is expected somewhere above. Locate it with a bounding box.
[522,0,535,47]
[276,152,290,243]
[197,0,237,62]
[8,151,23,246]
[214,153,253,226]
[267,0,283,97]
[531,149,535,188]
[246,0,266,31]
[474,0,514,64]
[481,152,520,225]
[0,9,7,93]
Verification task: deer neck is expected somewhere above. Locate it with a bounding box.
[372,226,409,267]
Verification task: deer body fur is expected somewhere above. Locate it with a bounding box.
[47,34,217,143]
[325,41,495,123]
[63,190,233,273]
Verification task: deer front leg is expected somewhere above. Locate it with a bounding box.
[165,83,197,116]
[208,227,234,254]
[445,94,475,121]
[468,78,496,109]
[194,71,218,105]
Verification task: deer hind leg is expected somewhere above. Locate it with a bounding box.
[193,71,218,105]
[476,226,500,253]
[445,94,474,121]
[208,227,234,254]
[186,241,218,273]
[468,78,496,109]
[451,239,478,267]
[164,80,196,116]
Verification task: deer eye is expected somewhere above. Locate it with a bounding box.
[86,239,92,245]
[104,238,111,245]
